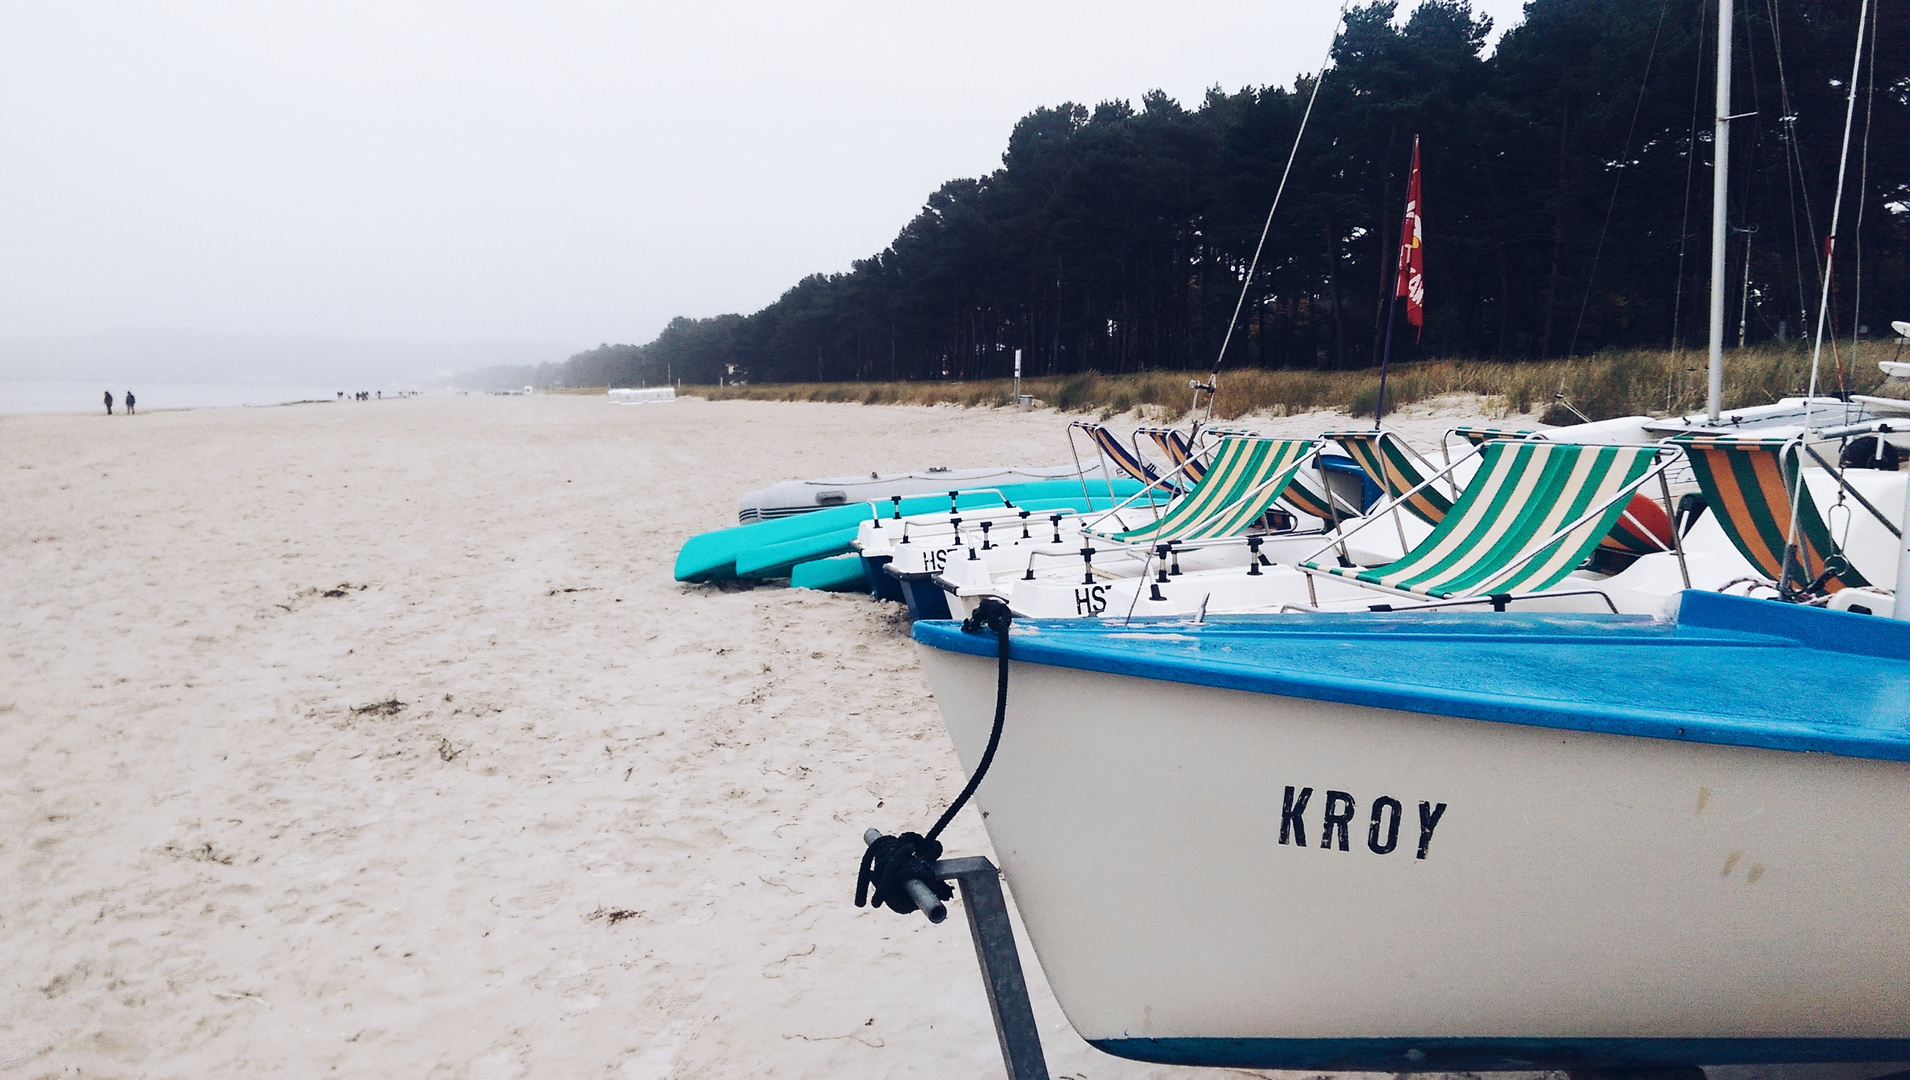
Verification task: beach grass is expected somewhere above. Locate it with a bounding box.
[676,343,1897,423]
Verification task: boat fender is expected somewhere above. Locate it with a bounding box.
[854,598,1014,923]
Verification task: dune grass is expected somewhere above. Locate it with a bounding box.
[682,342,1898,423]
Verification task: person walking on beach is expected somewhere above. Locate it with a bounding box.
[125,390,135,415]
[103,390,113,415]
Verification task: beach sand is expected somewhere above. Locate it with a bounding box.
[1,393,1520,1079]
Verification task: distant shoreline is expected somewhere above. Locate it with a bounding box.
[0,381,415,415]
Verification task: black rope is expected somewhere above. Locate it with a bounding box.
[854,598,1014,916]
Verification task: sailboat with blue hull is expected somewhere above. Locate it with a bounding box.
[910,592,1910,1071]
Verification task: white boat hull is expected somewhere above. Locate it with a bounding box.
[915,645,1910,1067]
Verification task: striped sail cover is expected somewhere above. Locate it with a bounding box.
[1085,424,1174,492]
[1305,442,1658,598]
[1675,436,1870,593]
[1327,430,1454,527]
[1095,437,1316,544]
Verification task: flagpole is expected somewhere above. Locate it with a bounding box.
[1377,136,1421,426]
[1376,279,1401,425]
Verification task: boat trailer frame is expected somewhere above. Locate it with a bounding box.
[927,855,1050,1080]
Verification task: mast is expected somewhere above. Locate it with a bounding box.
[1706,0,1733,421]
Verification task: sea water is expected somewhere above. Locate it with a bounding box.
[0,381,385,415]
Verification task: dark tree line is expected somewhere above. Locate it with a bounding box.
[531,0,1906,389]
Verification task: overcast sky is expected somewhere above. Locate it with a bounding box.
[0,1,1529,374]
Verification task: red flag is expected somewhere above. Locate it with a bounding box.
[1396,137,1424,339]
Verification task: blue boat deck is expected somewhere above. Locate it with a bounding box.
[913,591,1910,762]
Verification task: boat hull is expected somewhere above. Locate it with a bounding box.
[914,645,1910,1069]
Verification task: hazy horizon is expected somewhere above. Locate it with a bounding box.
[2,1,1528,383]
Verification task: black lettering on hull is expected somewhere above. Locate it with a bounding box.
[1073,585,1109,616]
[1275,785,1448,860]
[1367,796,1402,855]
[1416,801,1448,860]
[1279,786,1312,846]
[1320,790,1355,851]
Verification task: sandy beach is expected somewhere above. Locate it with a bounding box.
[1,392,1514,1079]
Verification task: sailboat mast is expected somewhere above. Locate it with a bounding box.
[1706,0,1734,421]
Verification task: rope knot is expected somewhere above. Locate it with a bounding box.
[961,596,1014,639]
[855,832,952,915]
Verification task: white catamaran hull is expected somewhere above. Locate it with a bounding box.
[915,646,1910,1064]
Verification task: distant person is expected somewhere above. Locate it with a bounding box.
[376,390,381,399]
[103,390,113,415]
[125,390,135,415]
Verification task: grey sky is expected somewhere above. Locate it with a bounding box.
[0,1,1528,376]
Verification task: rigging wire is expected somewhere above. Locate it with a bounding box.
[1567,0,1674,359]
[1784,0,1870,597]
[1203,2,1345,417]
[1734,0,1766,346]
[1801,0,1870,419]
[1851,3,1876,376]
[1765,0,1819,335]
[1670,0,1710,365]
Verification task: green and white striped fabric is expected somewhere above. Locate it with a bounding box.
[1326,430,1454,527]
[1201,426,1350,524]
[1093,436,1316,545]
[1304,441,1659,598]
